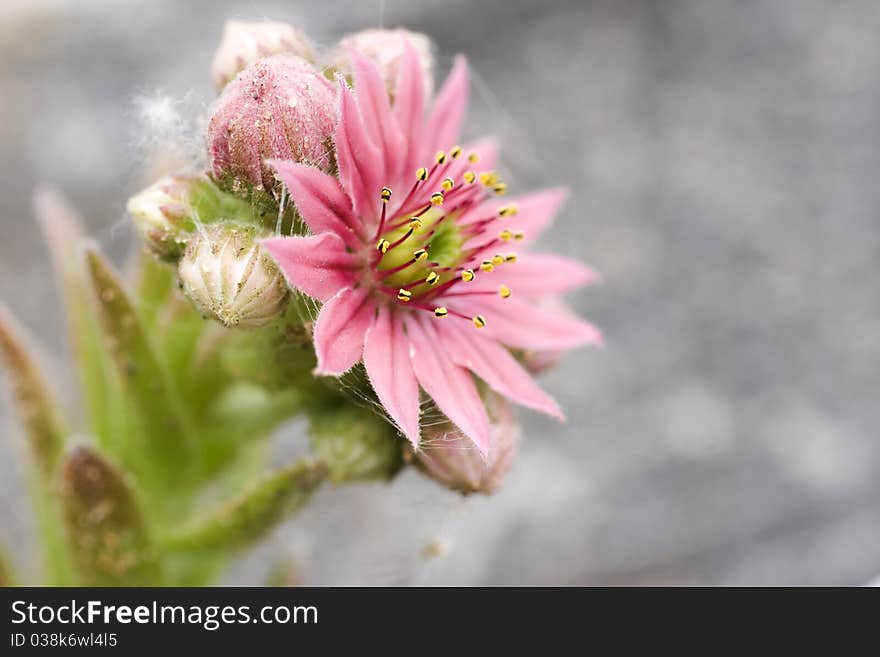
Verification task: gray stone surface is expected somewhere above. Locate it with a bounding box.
[2,0,879,585]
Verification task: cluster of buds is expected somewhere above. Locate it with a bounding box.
[127,21,436,333]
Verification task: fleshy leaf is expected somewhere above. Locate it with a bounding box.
[0,303,71,584]
[0,304,66,477]
[162,459,326,553]
[35,188,117,445]
[60,445,162,586]
[85,248,195,494]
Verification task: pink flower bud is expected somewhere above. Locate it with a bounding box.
[207,55,337,194]
[325,28,434,100]
[416,393,520,494]
[212,20,315,91]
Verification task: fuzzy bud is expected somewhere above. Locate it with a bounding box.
[207,55,337,194]
[325,28,434,100]
[126,175,197,261]
[178,224,288,329]
[416,393,520,494]
[212,20,315,91]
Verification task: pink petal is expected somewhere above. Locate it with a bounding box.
[511,187,570,248]
[437,322,564,420]
[469,253,599,298]
[312,287,375,375]
[268,160,360,244]
[393,39,426,175]
[423,55,468,157]
[405,314,491,457]
[335,80,383,225]
[262,233,358,302]
[349,48,405,183]
[461,187,569,245]
[363,306,421,445]
[452,295,602,351]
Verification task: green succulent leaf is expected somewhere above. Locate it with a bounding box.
[0,303,71,584]
[84,248,196,499]
[162,458,326,553]
[60,445,162,586]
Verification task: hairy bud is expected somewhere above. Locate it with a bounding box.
[126,175,197,261]
[416,393,520,494]
[207,55,337,194]
[212,20,315,91]
[178,224,288,329]
[325,28,434,100]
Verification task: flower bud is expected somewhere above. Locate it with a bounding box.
[310,403,405,483]
[126,174,197,261]
[178,224,288,328]
[207,55,337,195]
[325,28,434,100]
[416,392,520,494]
[212,20,315,91]
[521,349,565,376]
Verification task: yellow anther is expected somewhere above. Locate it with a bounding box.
[450,145,463,159]
[513,230,525,241]
[461,269,475,282]
[434,307,448,318]
[499,229,513,241]
[463,171,477,184]
[425,271,440,286]
[441,177,455,192]
[504,252,518,263]
[492,254,505,266]
[381,187,392,202]
[499,285,511,299]
[430,192,444,206]
[435,150,447,164]
[478,171,495,186]
[408,217,423,230]
[416,167,428,181]
[413,248,429,262]
[492,182,508,195]
[498,204,518,217]
[376,239,390,253]
[397,289,413,302]
[468,152,480,163]
[472,315,487,328]
[480,260,495,272]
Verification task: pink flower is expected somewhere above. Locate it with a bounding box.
[262,44,600,457]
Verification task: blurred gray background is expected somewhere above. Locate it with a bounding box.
[2,0,880,585]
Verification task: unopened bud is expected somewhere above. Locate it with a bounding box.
[325,28,434,100]
[178,224,288,329]
[416,392,520,494]
[126,175,197,261]
[521,349,565,376]
[207,55,337,194]
[212,20,315,91]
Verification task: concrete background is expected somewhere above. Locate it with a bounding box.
[2,0,880,585]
